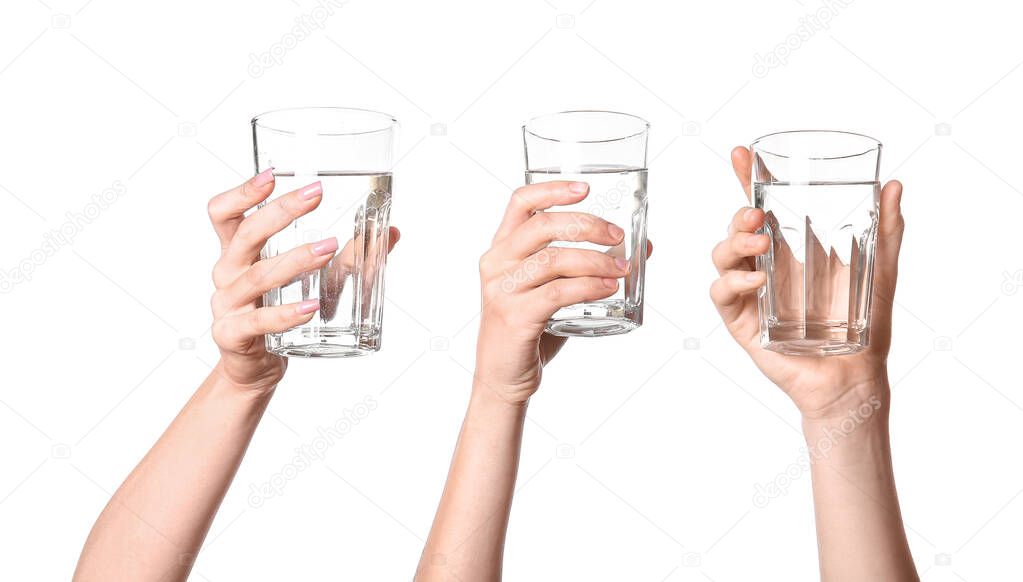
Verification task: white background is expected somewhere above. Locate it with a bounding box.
[1,0,1022,580]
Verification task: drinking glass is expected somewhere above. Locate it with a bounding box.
[523,110,650,337]
[252,107,397,357]
[752,130,881,356]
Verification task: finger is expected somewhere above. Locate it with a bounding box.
[728,206,765,236]
[493,181,590,242]
[219,181,324,278]
[711,230,769,275]
[216,237,337,311]
[207,168,277,247]
[497,212,625,260]
[524,276,620,316]
[212,300,320,351]
[710,270,766,325]
[319,226,399,322]
[730,146,753,202]
[871,180,905,331]
[387,226,401,252]
[331,226,401,275]
[604,239,654,260]
[512,247,628,290]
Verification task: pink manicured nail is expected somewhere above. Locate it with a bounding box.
[602,277,618,289]
[607,223,625,239]
[252,167,275,187]
[569,182,589,194]
[614,257,628,271]
[299,182,323,200]
[296,299,320,315]
[746,271,763,282]
[311,237,338,256]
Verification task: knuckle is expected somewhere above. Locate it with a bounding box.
[206,197,221,221]
[544,282,563,303]
[484,278,510,300]
[533,212,553,229]
[478,251,497,275]
[210,291,228,315]
[510,187,529,206]
[538,246,560,266]
[244,262,267,287]
[709,278,727,301]
[211,261,230,288]
[234,220,257,245]
[711,240,725,262]
[601,254,619,272]
[275,195,298,218]
[211,318,231,347]
[253,307,270,331]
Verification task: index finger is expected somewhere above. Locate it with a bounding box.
[207,168,276,247]
[493,181,589,243]
[730,146,753,202]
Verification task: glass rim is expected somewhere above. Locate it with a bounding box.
[523,109,650,144]
[251,106,399,137]
[752,129,881,161]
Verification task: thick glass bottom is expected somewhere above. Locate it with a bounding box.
[546,301,641,337]
[761,321,866,356]
[266,326,380,358]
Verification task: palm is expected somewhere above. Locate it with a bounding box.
[217,298,288,388]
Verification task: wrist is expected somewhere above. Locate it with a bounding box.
[799,373,891,422]
[470,379,531,413]
[801,387,891,469]
[210,362,278,404]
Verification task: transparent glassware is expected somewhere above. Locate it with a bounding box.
[252,107,397,357]
[752,130,881,356]
[523,110,650,337]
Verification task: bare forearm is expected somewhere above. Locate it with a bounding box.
[804,384,917,582]
[417,383,527,582]
[74,366,272,582]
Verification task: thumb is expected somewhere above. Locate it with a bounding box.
[870,180,905,336]
[730,146,753,202]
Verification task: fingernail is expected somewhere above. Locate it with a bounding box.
[602,277,618,289]
[253,167,275,187]
[296,299,320,315]
[311,237,338,256]
[608,223,625,239]
[746,234,763,248]
[745,271,763,282]
[743,208,756,222]
[299,182,323,201]
[614,257,628,271]
[569,182,589,194]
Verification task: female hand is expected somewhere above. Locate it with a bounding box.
[710,147,905,420]
[206,169,399,393]
[474,180,641,405]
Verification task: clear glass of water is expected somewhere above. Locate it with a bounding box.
[523,110,650,337]
[252,107,397,357]
[752,130,881,356]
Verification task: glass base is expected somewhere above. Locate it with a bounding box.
[761,322,866,356]
[266,326,380,358]
[546,317,639,337]
[546,300,641,337]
